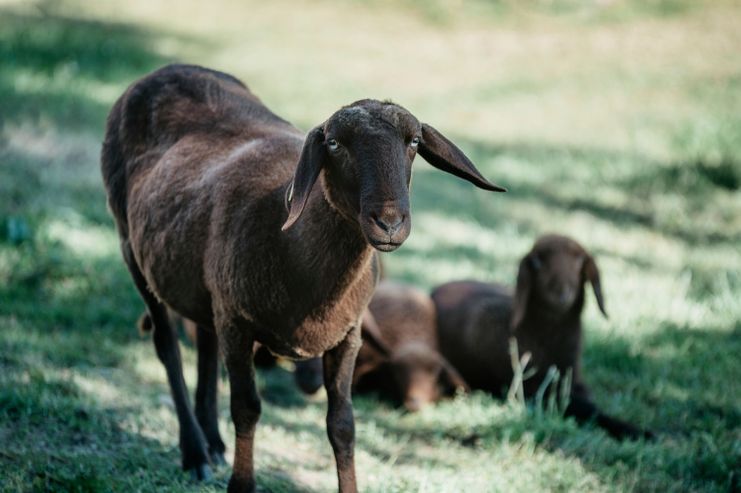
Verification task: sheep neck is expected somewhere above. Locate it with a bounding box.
[514,290,585,381]
[280,178,374,322]
[514,290,580,336]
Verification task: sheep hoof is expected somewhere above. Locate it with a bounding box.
[210,451,227,467]
[188,463,214,482]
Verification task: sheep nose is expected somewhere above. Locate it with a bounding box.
[372,212,405,236]
[559,288,574,305]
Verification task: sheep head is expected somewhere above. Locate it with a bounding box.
[389,343,469,412]
[359,311,468,412]
[511,234,608,330]
[282,99,505,252]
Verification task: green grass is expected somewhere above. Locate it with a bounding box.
[1,0,739,491]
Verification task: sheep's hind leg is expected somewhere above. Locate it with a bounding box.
[294,357,324,395]
[323,325,362,493]
[122,246,212,480]
[218,321,261,493]
[567,384,654,441]
[195,325,227,466]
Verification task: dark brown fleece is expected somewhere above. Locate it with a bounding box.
[353,281,468,412]
[432,234,653,441]
[101,64,503,492]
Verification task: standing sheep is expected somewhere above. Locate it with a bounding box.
[101,64,503,492]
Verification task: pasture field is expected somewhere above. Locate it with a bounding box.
[1,0,739,491]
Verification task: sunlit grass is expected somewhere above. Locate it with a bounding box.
[1,0,739,491]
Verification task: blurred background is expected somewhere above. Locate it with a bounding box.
[0,0,739,491]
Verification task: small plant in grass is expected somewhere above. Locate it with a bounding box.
[507,337,573,419]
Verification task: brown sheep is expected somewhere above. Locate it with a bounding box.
[101,64,503,492]
[352,281,468,412]
[432,234,654,441]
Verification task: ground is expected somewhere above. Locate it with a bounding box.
[0,0,739,491]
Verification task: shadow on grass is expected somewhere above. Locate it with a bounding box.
[0,3,178,130]
[558,321,740,491]
[551,322,738,490]
[387,136,739,293]
[0,348,316,492]
[458,139,740,245]
[339,320,740,491]
[0,4,737,491]
[257,366,315,409]
[0,1,181,243]
[0,1,180,341]
[0,356,205,491]
[0,9,194,488]
[248,313,736,490]
[5,230,731,491]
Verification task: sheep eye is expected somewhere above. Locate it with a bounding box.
[327,139,340,151]
[410,136,421,148]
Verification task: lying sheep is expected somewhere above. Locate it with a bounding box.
[432,234,653,441]
[101,64,503,492]
[352,281,468,411]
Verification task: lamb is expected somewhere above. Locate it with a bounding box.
[431,234,653,441]
[352,281,468,411]
[101,64,503,492]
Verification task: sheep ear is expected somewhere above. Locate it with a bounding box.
[440,357,470,393]
[282,126,327,231]
[418,123,506,192]
[583,254,608,318]
[360,310,392,357]
[511,253,535,331]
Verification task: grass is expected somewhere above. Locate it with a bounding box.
[0,0,739,491]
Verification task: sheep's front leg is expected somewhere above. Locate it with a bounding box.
[323,325,362,493]
[219,323,261,493]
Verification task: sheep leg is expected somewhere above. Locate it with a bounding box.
[567,396,654,441]
[567,384,654,441]
[219,323,261,493]
[323,325,362,493]
[294,357,324,395]
[121,246,212,479]
[195,325,226,466]
[253,343,279,368]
